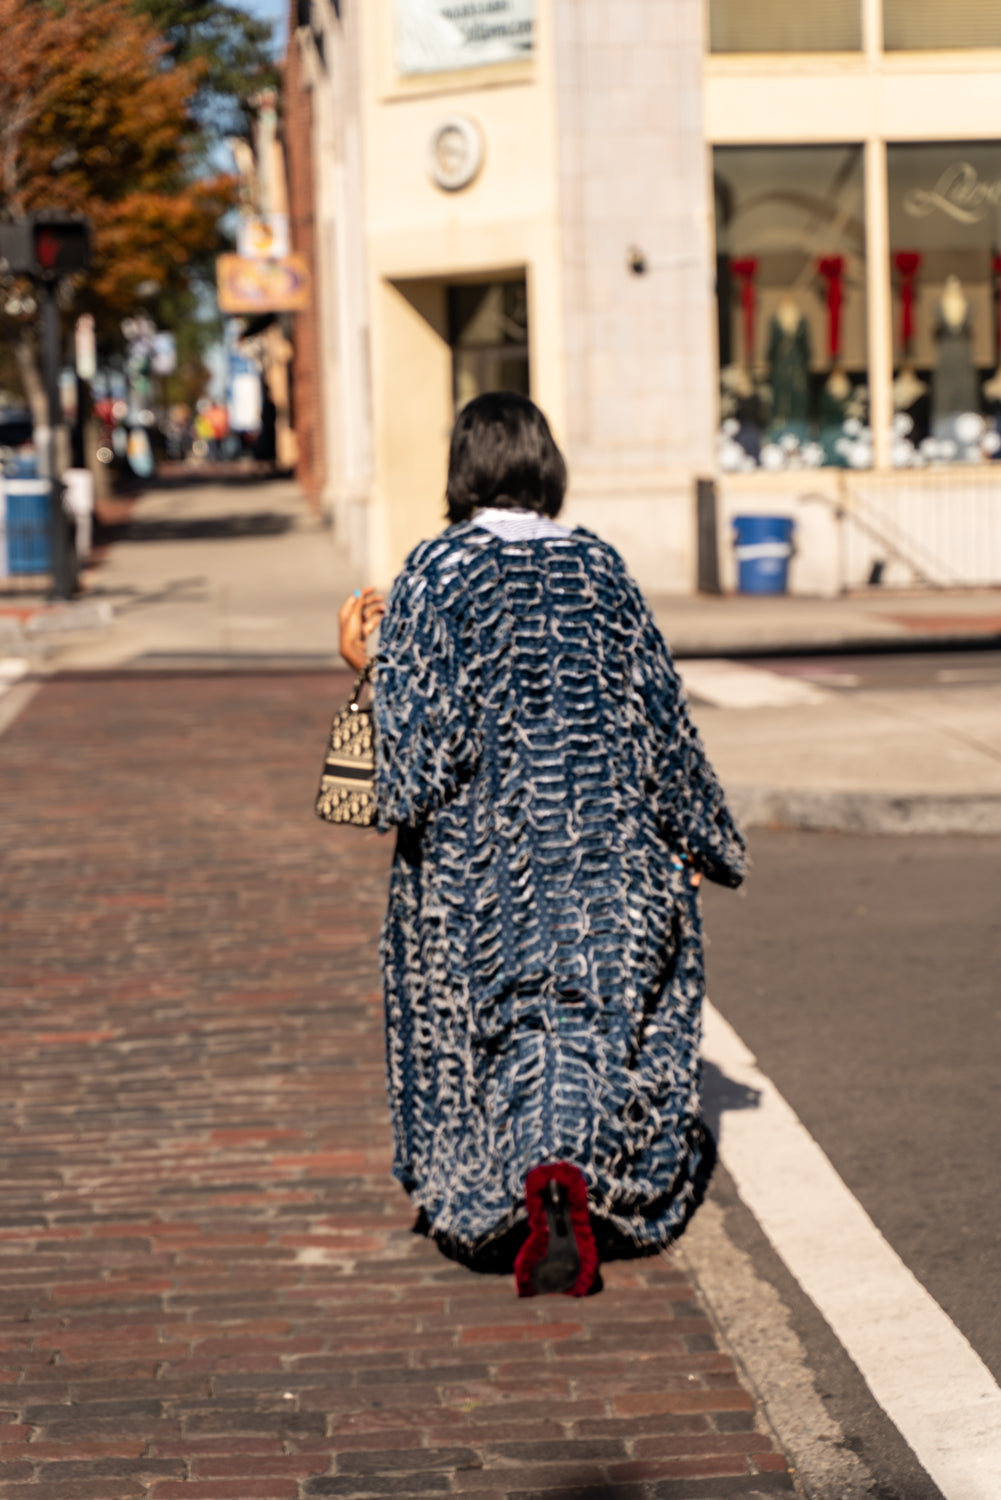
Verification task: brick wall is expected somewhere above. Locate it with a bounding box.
[283,14,325,512]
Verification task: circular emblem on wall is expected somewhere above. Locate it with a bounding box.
[427,115,484,193]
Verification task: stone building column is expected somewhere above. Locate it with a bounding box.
[551,0,717,592]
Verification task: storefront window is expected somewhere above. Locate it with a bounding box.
[887,143,1001,467]
[709,0,860,54]
[713,145,868,472]
[883,1,1001,51]
[449,279,530,411]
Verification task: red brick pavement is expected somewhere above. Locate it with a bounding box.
[0,672,795,1500]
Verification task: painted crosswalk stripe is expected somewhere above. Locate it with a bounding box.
[703,1000,1001,1500]
[0,657,28,688]
[936,666,1001,684]
[0,660,39,738]
[679,658,830,709]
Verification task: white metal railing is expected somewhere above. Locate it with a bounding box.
[841,468,1001,588]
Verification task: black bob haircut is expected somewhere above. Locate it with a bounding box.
[445,392,567,523]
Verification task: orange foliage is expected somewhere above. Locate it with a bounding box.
[0,0,235,324]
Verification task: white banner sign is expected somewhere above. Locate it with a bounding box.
[237,214,289,261]
[230,372,262,434]
[151,332,177,377]
[395,0,533,76]
[74,314,96,382]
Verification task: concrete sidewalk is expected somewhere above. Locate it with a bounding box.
[692,672,1001,836]
[0,475,358,670]
[2,473,999,832]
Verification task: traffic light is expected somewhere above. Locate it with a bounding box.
[0,213,91,279]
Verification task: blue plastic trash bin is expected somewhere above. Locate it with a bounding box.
[733,514,795,595]
[5,479,53,575]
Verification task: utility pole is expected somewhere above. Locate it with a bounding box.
[40,279,74,597]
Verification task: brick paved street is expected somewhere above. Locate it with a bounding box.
[0,671,794,1500]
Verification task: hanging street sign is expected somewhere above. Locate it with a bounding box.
[216,253,311,314]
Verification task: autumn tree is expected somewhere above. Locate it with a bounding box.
[0,0,240,419]
[133,0,278,141]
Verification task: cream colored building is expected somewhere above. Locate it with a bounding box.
[291,0,1001,595]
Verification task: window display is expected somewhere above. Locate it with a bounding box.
[713,146,868,471]
[449,279,530,411]
[709,0,860,54]
[883,0,1001,51]
[887,143,1001,466]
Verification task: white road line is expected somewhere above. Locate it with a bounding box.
[801,670,862,688]
[0,661,40,738]
[0,657,29,687]
[703,1001,1001,1500]
[679,658,830,709]
[936,667,1001,684]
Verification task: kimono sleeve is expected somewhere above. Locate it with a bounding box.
[373,566,481,831]
[624,577,746,888]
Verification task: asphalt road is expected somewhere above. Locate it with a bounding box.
[701,828,1001,1499]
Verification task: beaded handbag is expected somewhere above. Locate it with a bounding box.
[315,661,376,827]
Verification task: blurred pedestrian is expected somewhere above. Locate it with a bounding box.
[253,381,277,466]
[206,400,229,461]
[192,399,213,462]
[337,392,745,1298]
[164,403,192,462]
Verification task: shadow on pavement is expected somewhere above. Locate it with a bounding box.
[147,463,295,489]
[702,1058,762,1145]
[97,512,296,543]
[92,577,211,613]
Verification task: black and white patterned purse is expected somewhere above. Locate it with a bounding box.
[315,662,377,827]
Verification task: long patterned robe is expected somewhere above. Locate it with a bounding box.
[373,523,745,1257]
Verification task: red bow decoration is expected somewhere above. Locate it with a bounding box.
[992,256,1001,363]
[730,257,758,366]
[817,256,845,362]
[894,251,922,354]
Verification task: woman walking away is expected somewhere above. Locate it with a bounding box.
[337,392,745,1298]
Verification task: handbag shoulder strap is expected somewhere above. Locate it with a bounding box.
[349,659,373,707]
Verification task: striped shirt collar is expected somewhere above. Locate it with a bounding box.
[472,508,573,541]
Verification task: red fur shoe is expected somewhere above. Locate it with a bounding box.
[514,1162,600,1298]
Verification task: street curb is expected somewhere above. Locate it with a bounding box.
[23,599,114,635]
[667,630,1001,661]
[0,679,43,739]
[681,1198,877,1500]
[4,618,1000,666]
[0,599,113,660]
[731,786,1001,835]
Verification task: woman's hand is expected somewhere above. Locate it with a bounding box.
[672,855,702,890]
[338,587,386,671]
